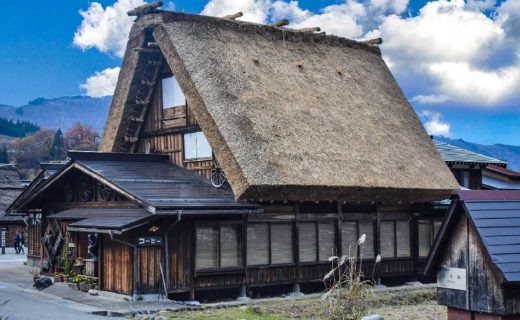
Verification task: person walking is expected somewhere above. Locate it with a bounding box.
[19,233,25,254]
[14,231,21,254]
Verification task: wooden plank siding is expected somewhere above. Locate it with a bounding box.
[101,235,133,295]
[137,246,162,293]
[168,219,192,292]
[137,78,212,178]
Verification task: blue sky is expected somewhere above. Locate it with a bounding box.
[1,0,519,145]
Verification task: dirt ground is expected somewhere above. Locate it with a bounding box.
[157,287,446,319]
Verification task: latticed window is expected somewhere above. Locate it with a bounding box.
[418,219,443,257]
[195,222,242,270]
[380,220,411,258]
[341,220,375,259]
[299,221,337,263]
[247,223,293,266]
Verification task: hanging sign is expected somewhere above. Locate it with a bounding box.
[138,236,163,246]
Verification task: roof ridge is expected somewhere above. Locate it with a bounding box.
[137,10,382,56]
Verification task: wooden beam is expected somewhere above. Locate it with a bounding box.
[222,12,243,20]
[294,27,320,33]
[270,19,289,27]
[124,136,138,143]
[134,48,161,53]
[362,38,383,45]
[127,1,162,17]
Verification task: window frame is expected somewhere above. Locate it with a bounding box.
[341,219,376,260]
[418,218,443,258]
[195,220,243,272]
[379,219,412,259]
[298,219,337,264]
[183,131,212,161]
[246,221,294,267]
[161,75,186,110]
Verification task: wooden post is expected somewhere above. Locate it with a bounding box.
[241,213,248,298]
[337,202,343,257]
[293,202,301,294]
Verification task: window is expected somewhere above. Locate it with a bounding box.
[247,223,293,266]
[341,221,375,259]
[271,224,293,264]
[453,170,471,188]
[299,221,336,263]
[162,76,185,109]
[196,223,242,270]
[247,224,269,265]
[318,222,336,261]
[184,131,212,160]
[380,220,411,258]
[418,219,443,257]
[299,222,317,263]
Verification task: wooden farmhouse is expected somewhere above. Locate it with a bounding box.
[8,4,459,300]
[0,164,25,248]
[433,140,507,190]
[424,190,520,319]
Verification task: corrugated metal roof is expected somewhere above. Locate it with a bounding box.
[433,140,507,166]
[48,208,149,220]
[465,200,520,283]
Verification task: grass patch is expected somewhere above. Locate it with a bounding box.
[160,287,443,320]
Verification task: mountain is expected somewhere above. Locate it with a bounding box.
[434,136,520,171]
[0,96,111,132]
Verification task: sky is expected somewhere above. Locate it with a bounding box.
[0,0,519,145]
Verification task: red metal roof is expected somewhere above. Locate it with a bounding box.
[485,164,520,179]
[453,190,520,201]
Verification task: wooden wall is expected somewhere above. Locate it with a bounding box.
[168,219,192,292]
[101,235,133,295]
[137,77,213,178]
[137,246,162,293]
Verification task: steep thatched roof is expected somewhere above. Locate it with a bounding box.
[101,10,458,202]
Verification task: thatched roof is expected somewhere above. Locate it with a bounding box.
[101,10,458,202]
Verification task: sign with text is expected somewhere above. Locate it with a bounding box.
[1,228,5,248]
[437,267,466,291]
[138,236,162,246]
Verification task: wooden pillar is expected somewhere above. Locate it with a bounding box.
[337,201,343,257]
[241,213,248,298]
[375,202,381,284]
[293,202,301,293]
[164,230,170,294]
[190,219,196,300]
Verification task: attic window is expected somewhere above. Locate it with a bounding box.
[184,131,212,160]
[162,76,185,109]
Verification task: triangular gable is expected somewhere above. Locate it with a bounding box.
[101,11,458,202]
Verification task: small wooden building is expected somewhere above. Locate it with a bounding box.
[9,4,459,300]
[483,165,520,190]
[433,140,507,190]
[0,164,25,248]
[424,190,520,319]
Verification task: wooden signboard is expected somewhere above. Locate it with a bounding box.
[437,267,466,291]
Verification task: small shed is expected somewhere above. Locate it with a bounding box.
[424,190,520,319]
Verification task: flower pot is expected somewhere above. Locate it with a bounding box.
[79,282,90,292]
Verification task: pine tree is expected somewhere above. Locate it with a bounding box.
[0,146,7,163]
[49,129,64,160]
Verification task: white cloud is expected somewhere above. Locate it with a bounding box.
[374,0,520,106]
[411,94,450,104]
[421,111,451,136]
[80,67,121,97]
[73,0,145,58]
[201,0,272,23]
[428,61,520,105]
